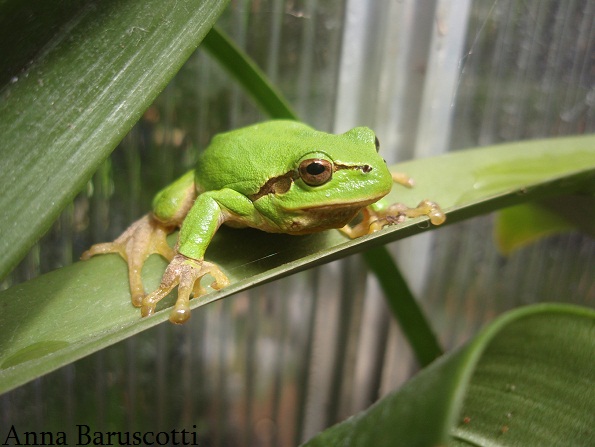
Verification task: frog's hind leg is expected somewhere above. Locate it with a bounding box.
[82,214,175,307]
[82,170,196,308]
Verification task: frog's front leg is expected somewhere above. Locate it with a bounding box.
[140,191,252,324]
[340,199,445,238]
[340,172,445,238]
[141,253,229,324]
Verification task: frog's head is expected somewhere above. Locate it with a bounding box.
[252,125,394,234]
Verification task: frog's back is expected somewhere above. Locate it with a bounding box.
[195,120,319,195]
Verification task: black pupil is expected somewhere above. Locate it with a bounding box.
[306,162,326,176]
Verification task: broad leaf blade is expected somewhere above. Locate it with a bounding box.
[451,306,594,446]
[0,135,593,394]
[0,0,229,279]
[301,304,595,446]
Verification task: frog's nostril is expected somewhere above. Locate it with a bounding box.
[362,165,372,173]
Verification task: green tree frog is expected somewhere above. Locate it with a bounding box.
[83,120,445,324]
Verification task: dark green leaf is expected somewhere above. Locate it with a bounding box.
[202,26,298,120]
[363,247,443,366]
[0,0,230,279]
[301,304,595,446]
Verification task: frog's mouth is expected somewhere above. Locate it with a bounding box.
[301,196,379,213]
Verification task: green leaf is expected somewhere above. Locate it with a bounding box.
[0,0,230,279]
[202,26,298,120]
[363,247,443,367]
[0,134,593,394]
[301,304,595,446]
[495,202,576,254]
[496,195,595,254]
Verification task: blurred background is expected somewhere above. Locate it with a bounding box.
[1,0,593,445]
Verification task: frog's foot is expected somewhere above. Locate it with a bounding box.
[340,199,446,238]
[391,172,415,188]
[141,254,230,324]
[399,199,446,226]
[81,214,175,307]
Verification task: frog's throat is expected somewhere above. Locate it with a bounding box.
[281,199,377,235]
[249,163,374,202]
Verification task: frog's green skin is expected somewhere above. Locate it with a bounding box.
[82,120,444,324]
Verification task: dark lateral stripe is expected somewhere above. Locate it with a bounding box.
[249,163,373,201]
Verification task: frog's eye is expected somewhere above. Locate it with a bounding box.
[374,136,380,152]
[299,158,333,186]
